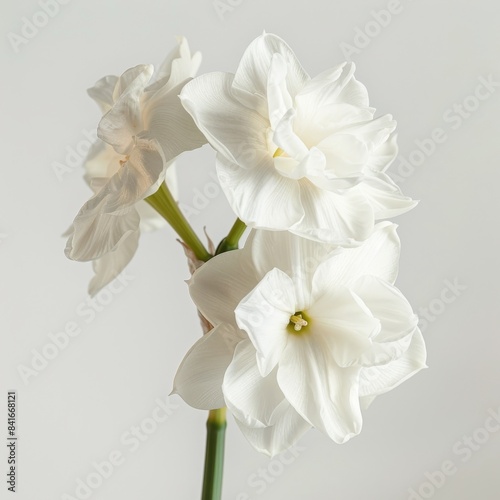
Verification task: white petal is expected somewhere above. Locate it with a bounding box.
[235,268,295,376]
[308,286,379,367]
[267,53,293,130]
[248,229,336,308]
[66,138,166,261]
[272,108,309,160]
[359,329,427,397]
[153,36,202,90]
[143,79,207,160]
[359,172,418,219]
[112,64,153,102]
[310,222,401,288]
[135,161,177,232]
[223,340,288,428]
[296,62,368,109]
[278,333,363,444]
[87,75,119,114]
[216,153,304,230]
[232,33,309,116]
[352,276,418,366]
[180,72,269,167]
[189,247,259,327]
[83,140,121,184]
[172,324,241,410]
[99,65,153,154]
[342,114,397,151]
[89,226,140,296]
[65,205,140,262]
[365,132,398,172]
[360,395,377,410]
[235,403,310,457]
[316,133,368,178]
[353,276,418,343]
[292,181,374,244]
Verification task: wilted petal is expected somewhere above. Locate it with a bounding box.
[83,140,121,184]
[65,204,140,262]
[87,75,119,114]
[99,65,153,155]
[89,225,140,296]
[66,138,166,261]
[144,79,207,160]
[153,36,202,91]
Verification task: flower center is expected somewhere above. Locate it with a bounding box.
[119,155,130,167]
[288,311,310,334]
[273,147,286,158]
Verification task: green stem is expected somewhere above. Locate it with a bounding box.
[146,190,246,498]
[145,183,211,262]
[216,218,247,255]
[201,408,227,500]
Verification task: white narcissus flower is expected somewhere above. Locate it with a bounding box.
[173,223,426,456]
[65,37,206,285]
[180,33,416,245]
[77,138,179,295]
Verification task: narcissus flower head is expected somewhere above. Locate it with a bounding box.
[173,223,426,456]
[181,33,416,245]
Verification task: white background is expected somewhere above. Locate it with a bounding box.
[1,0,500,499]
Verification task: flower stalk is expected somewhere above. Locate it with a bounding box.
[216,218,247,254]
[145,182,212,262]
[201,408,227,500]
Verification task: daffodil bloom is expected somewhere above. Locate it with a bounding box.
[173,223,426,455]
[72,138,178,295]
[65,37,206,277]
[181,33,416,244]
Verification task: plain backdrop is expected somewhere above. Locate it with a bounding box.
[1,1,500,499]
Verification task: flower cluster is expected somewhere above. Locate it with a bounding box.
[66,33,426,457]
